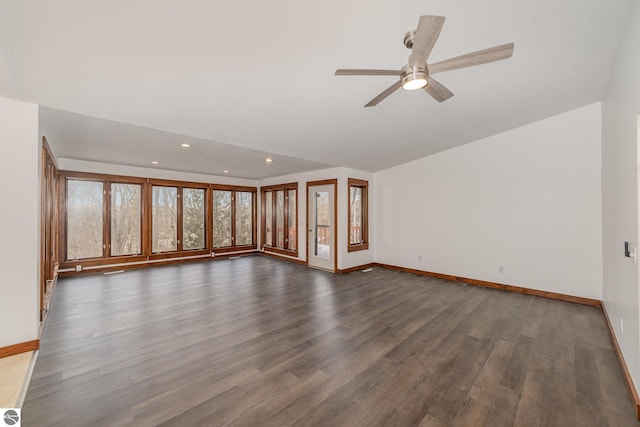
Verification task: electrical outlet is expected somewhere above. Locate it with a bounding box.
[620,317,624,335]
[418,255,422,261]
[498,266,504,273]
[75,265,82,272]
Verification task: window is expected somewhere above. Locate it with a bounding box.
[60,172,257,271]
[213,190,232,247]
[110,183,141,256]
[63,175,147,261]
[183,188,206,250]
[213,187,256,249]
[67,179,104,259]
[152,184,209,253]
[235,191,253,246]
[261,183,297,255]
[152,186,178,253]
[348,178,368,252]
[265,191,273,244]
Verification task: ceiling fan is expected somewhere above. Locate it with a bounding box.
[335,15,514,107]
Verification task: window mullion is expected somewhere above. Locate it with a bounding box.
[231,191,236,246]
[103,181,110,258]
[177,187,183,252]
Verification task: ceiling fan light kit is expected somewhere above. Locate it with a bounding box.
[335,15,514,107]
[401,65,428,90]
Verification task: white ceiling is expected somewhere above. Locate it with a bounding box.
[0,0,633,177]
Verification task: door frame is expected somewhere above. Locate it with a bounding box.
[306,179,338,272]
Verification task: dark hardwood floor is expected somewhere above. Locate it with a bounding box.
[23,256,639,426]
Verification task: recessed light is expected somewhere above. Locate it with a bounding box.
[180,143,191,148]
[223,170,229,174]
[265,157,273,164]
[151,161,159,165]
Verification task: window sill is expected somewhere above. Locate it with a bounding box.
[213,245,257,254]
[348,243,369,253]
[263,246,298,257]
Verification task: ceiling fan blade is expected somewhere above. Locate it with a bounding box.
[424,77,454,102]
[429,42,514,75]
[365,80,402,107]
[408,15,446,67]
[335,69,400,76]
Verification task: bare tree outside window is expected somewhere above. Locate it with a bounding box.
[350,186,363,245]
[348,178,368,252]
[111,183,141,256]
[63,173,259,268]
[152,186,178,252]
[276,190,285,247]
[265,191,273,245]
[213,190,232,247]
[67,179,103,259]
[261,184,297,253]
[288,190,296,250]
[183,188,205,250]
[235,192,253,246]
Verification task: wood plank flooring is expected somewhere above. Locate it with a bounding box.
[22,256,640,426]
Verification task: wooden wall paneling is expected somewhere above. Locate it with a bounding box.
[40,142,48,319]
[40,137,60,320]
[57,176,67,266]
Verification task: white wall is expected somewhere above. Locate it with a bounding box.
[602,0,640,394]
[374,103,603,300]
[57,158,258,187]
[260,167,374,270]
[0,96,39,348]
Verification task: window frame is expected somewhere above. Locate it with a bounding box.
[65,178,106,260]
[147,179,210,259]
[110,181,143,257]
[182,187,207,251]
[347,178,369,252]
[58,172,257,271]
[59,172,147,266]
[150,184,180,254]
[261,182,298,257]
[211,184,257,253]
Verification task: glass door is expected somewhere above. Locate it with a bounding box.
[307,183,335,271]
